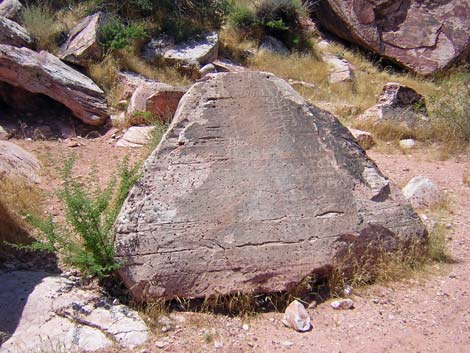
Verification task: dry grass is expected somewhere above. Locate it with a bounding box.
[463,170,470,186]
[0,177,42,259]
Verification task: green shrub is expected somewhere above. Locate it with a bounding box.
[25,156,141,278]
[99,17,146,52]
[229,4,256,28]
[21,3,62,51]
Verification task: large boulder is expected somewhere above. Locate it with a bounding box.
[0,271,149,352]
[142,32,219,67]
[58,12,103,66]
[315,1,470,75]
[0,0,22,20]
[0,140,40,183]
[127,83,186,124]
[0,17,33,48]
[0,45,108,125]
[359,82,429,129]
[114,71,426,301]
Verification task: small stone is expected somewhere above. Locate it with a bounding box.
[343,285,353,296]
[155,341,166,348]
[242,324,249,331]
[282,300,311,332]
[282,341,294,347]
[214,341,223,349]
[399,139,416,149]
[330,298,354,310]
[307,301,317,309]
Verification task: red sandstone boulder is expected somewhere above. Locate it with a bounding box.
[315,0,470,75]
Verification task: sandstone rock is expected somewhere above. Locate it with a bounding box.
[143,32,219,67]
[402,176,441,209]
[331,298,354,310]
[282,300,311,332]
[399,138,416,149]
[59,12,102,66]
[288,79,316,90]
[114,71,427,301]
[0,0,21,20]
[116,71,159,100]
[348,128,375,150]
[0,45,108,125]
[359,82,429,129]
[259,35,290,55]
[0,17,33,48]
[212,59,249,73]
[199,63,217,77]
[324,54,354,83]
[0,125,9,140]
[315,1,470,75]
[127,83,186,124]
[0,140,40,183]
[116,126,155,148]
[0,271,149,353]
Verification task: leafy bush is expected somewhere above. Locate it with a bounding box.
[21,3,62,51]
[26,156,141,278]
[229,4,256,28]
[99,17,146,52]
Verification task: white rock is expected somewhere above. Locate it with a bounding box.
[399,138,416,149]
[402,176,441,209]
[0,17,33,48]
[282,300,311,332]
[117,126,156,148]
[324,54,354,83]
[330,298,354,310]
[0,0,22,20]
[0,140,40,183]
[163,32,219,66]
[0,271,149,353]
[200,63,217,77]
[259,35,289,55]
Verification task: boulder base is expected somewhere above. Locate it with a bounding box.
[114,71,426,301]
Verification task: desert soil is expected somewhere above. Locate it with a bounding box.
[9,131,470,353]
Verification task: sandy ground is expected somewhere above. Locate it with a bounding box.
[6,133,470,353]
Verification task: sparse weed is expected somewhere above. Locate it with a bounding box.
[21,2,63,52]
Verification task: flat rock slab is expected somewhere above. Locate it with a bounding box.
[114,71,426,301]
[0,271,149,352]
[0,45,108,125]
[0,17,33,48]
[116,126,155,148]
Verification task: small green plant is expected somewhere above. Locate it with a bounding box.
[25,156,142,278]
[228,4,256,28]
[99,17,146,52]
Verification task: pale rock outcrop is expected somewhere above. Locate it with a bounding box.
[127,83,186,124]
[399,138,416,149]
[359,82,429,129]
[0,271,149,353]
[143,32,219,67]
[0,0,21,20]
[0,140,40,183]
[324,54,355,83]
[59,12,103,66]
[402,176,441,209]
[282,300,312,332]
[116,71,159,100]
[0,45,108,125]
[114,71,426,301]
[315,0,470,75]
[116,126,155,148]
[0,17,33,48]
[348,127,375,150]
[259,35,290,55]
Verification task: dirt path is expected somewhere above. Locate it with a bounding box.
[7,135,470,353]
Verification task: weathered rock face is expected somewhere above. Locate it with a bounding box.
[142,32,219,67]
[0,140,40,183]
[315,0,470,75]
[359,82,429,128]
[0,17,33,48]
[0,0,22,20]
[0,271,149,353]
[0,45,108,125]
[114,71,426,301]
[58,12,102,66]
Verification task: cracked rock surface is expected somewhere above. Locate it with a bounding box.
[0,271,149,352]
[315,0,470,75]
[114,71,427,301]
